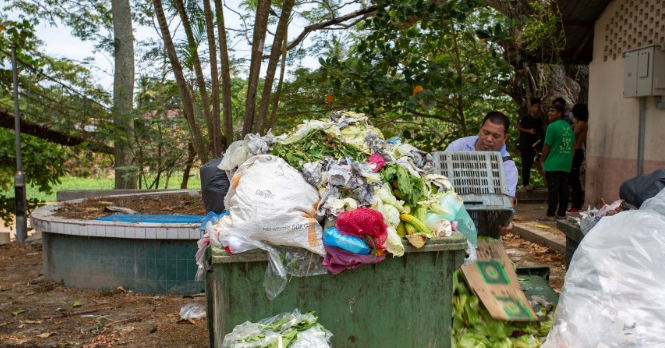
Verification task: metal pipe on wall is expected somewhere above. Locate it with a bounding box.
[637,97,646,176]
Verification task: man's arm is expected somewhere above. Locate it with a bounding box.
[503,160,518,198]
[499,159,518,236]
[517,118,535,135]
[540,144,551,165]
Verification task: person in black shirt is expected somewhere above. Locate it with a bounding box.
[517,98,543,191]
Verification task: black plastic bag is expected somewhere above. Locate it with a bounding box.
[619,169,665,208]
[200,157,230,214]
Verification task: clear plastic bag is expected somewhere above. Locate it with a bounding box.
[221,309,332,348]
[179,302,206,319]
[425,192,478,247]
[542,188,665,348]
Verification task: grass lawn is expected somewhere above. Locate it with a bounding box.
[2,175,202,202]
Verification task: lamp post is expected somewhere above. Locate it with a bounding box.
[12,46,27,244]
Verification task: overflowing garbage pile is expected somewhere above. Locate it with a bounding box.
[195,111,477,298]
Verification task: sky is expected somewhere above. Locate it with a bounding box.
[19,6,322,93]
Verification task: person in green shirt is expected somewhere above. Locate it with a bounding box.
[540,103,575,220]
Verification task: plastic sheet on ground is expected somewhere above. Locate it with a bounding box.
[542,188,665,348]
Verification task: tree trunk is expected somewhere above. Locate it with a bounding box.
[203,0,222,156]
[254,0,294,134]
[267,37,289,131]
[152,0,209,164]
[214,0,234,147]
[174,0,214,148]
[111,0,137,189]
[242,0,271,135]
[542,65,581,107]
[181,142,196,189]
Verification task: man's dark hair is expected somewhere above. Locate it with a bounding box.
[530,98,542,106]
[550,103,565,114]
[553,97,567,107]
[572,103,589,122]
[482,111,510,134]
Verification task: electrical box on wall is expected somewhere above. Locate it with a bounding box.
[624,45,665,97]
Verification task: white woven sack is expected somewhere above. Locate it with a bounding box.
[219,154,324,255]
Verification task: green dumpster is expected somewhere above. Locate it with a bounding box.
[516,266,560,310]
[205,234,467,348]
[556,220,584,268]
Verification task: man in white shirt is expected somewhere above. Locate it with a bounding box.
[445,111,517,235]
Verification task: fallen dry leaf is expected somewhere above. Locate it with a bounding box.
[177,318,197,325]
[37,332,56,338]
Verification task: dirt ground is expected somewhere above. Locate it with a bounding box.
[54,193,207,220]
[0,198,565,347]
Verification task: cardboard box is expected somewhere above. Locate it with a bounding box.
[461,240,538,321]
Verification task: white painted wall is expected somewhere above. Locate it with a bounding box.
[586,0,665,205]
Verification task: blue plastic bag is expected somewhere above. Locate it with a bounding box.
[199,210,230,232]
[323,227,371,255]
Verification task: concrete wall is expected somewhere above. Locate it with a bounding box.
[586,0,665,205]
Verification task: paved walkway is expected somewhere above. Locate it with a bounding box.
[511,189,572,253]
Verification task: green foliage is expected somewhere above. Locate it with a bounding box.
[0,128,65,228]
[0,18,37,49]
[314,0,515,150]
[518,1,565,55]
[475,0,565,61]
[0,128,64,193]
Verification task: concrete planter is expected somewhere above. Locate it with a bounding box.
[30,190,204,294]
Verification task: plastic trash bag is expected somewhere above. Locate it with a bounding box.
[619,169,665,208]
[425,192,478,247]
[218,140,251,177]
[542,188,665,348]
[322,244,385,274]
[579,199,623,235]
[245,130,278,156]
[200,157,230,214]
[180,302,206,319]
[204,225,325,300]
[222,309,332,348]
[322,226,370,255]
[289,326,334,348]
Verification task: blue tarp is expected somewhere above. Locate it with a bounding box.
[96,214,206,224]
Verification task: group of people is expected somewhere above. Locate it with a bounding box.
[445,97,589,231]
[518,98,588,220]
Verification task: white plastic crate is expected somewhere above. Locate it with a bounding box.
[432,151,514,238]
[432,151,511,207]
